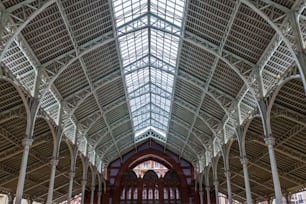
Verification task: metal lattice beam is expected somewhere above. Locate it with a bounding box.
[56,0,122,159]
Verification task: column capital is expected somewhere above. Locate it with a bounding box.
[50,158,59,166]
[240,156,248,165]
[213,180,219,186]
[205,186,210,191]
[91,186,95,191]
[69,171,75,178]
[81,179,87,186]
[22,138,33,147]
[224,170,231,178]
[264,137,275,146]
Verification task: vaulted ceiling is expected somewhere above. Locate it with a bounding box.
[1,0,306,202]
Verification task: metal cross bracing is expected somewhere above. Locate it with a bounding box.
[112,0,186,139]
[1,0,260,149]
[178,0,242,154]
[55,0,123,161]
[1,0,306,202]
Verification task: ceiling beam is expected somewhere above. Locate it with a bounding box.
[35,182,69,200]
[53,188,81,203]
[230,147,304,187]
[229,168,274,191]
[0,104,26,124]
[179,0,241,158]
[0,136,48,162]
[271,104,306,126]
[56,0,122,160]
[231,181,265,199]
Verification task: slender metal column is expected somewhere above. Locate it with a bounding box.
[67,171,75,203]
[224,170,232,204]
[97,190,102,204]
[81,179,87,204]
[240,157,252,204]
[47,158,59,204]
[205,186,211,204]
[286,193,291,204]
[214,180,219,204]
[199,189,204,204]
[15,138,33,204]
[259,99,283,204]
[8,193,14,204]
[90,186,95,204]
[27,198,33,204]
[90,170,96,204]
[265,137,282,204]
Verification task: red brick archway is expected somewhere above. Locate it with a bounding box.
[112,149,189,203]
[85,139,216,204]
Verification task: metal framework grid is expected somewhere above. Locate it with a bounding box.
[0,0,306,202]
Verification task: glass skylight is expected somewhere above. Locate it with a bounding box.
[113,0,185,138]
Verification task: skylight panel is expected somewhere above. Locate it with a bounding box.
[129,93,150,112]
[151,0,185,26]
[132,104,151,117]
[113,0,186,139]
[113,0,148,27]
[134,120,151,132]
[133,113,150,126]
[125,67,150,93]
[150,29,179,65]
[129,83,150,98]
[124,55,149,73]
[119,29,149,66]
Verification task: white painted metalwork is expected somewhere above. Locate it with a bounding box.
[113,0,185,138]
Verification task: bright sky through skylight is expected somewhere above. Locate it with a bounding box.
[112,0,185,138]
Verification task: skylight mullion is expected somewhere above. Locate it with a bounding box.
[113,0,185,139]
[132,104,151,117]
[150,118,168,131]
[150,102,170,115]
[151,84,172,99]
[128,82,150,98]
[151,113,168,125]
[131,103,169,117]
[134,119,151,130]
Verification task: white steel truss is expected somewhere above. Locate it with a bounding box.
[112,0,186,139]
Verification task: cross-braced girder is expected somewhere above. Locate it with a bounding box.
[1,0,306,202]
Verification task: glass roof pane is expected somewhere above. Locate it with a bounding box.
[151,0,185,27]
[132,104,151,117]
[129,93,150,112]
[125,67,150,93]
[119,28,149,66]
[113,0,148,27]
[113,0,185,139]
[151,29,179,66]
[129,83,150,99]
[124,55,150,74]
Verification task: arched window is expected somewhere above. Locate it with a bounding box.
[133,188,138,199]
[127,188,132,200]
[148,188,153,199]
[170,188,174,199]
[176,187,180,199]
[121,189,125,200]
[142,188,147,200]
[164,188,168,199]
[154,188,159,199]
[164,170,181,200]
[120,170,138,201]
[133,160,168,178]
[119,162,183,203]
